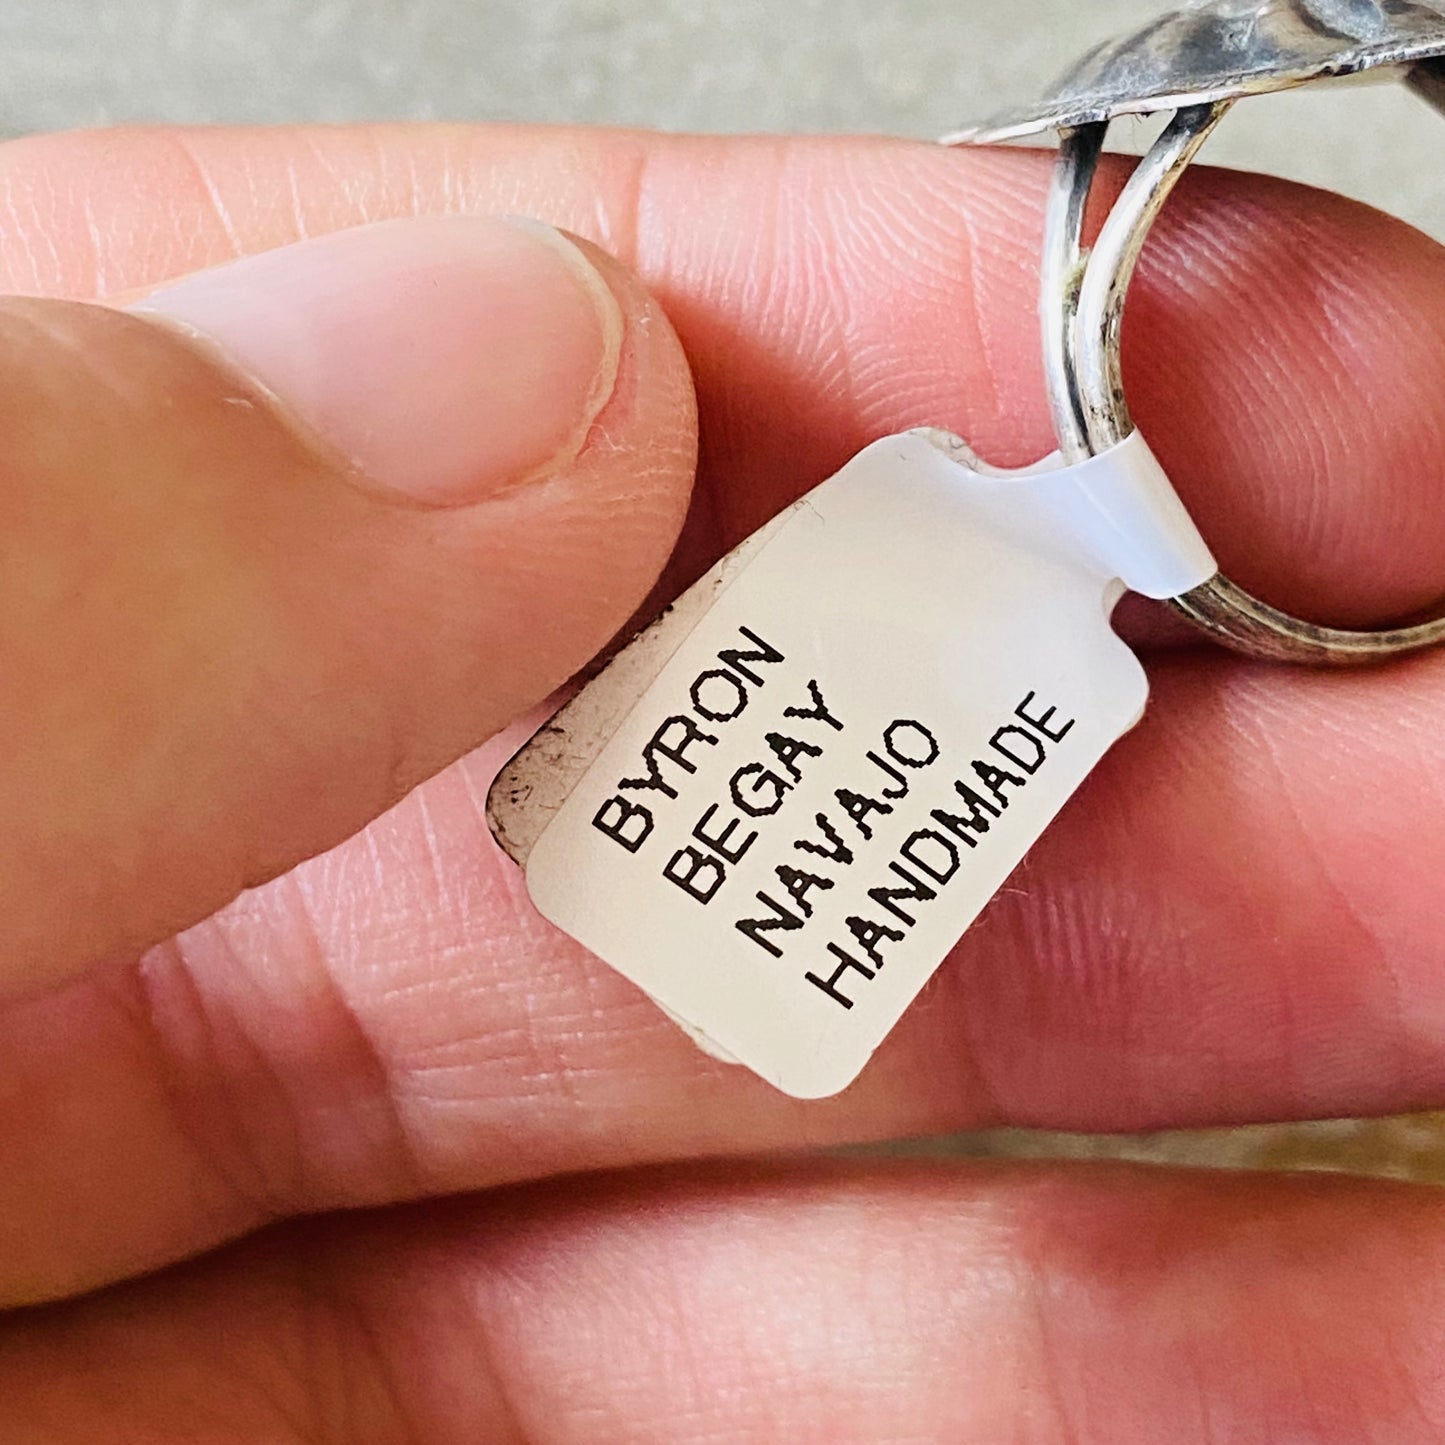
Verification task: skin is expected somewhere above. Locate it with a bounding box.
[2,124,1445,1440]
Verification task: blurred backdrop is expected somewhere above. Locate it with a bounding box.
[2,0,1442,236]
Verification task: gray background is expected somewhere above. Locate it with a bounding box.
[1,0,1440,236]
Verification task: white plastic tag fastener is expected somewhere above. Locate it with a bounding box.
[489,429,1212,1098]
[949,428,1216,601]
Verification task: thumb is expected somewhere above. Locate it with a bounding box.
[0,215,696,994]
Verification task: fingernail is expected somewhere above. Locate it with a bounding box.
[134,216,623,506]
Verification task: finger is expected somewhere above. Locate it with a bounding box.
[6,127,1445,1307]
[4,126,1445,623]
[5,1161,1445,1443]
[0,218,695,993]
[12,649,1445,1308]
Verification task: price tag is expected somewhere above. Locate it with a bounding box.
[489,428,1213,1098]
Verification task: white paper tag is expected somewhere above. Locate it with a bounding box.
[489,429,1212,1099]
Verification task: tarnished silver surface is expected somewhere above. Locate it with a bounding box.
[949,2,1445,664]
[1038,102,1445,662]
[948,0,1445,145]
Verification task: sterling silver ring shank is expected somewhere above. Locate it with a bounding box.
[948,3,1445,667]
[1042,94,1445,665]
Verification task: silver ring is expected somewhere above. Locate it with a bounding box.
[946,1,1445,666]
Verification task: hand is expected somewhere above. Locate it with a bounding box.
[2,125,1444,1442]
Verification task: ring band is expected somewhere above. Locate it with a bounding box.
[948,4,1445,665]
